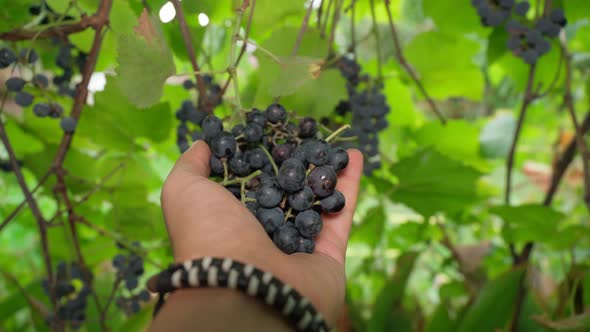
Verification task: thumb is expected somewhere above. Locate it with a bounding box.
[174,140,212,177]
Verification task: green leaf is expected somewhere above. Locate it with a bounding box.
[457,267,525,332]
[490,204,564,244]
[413,120,482,165]
[423,0,486,35]
[108,201,165,240]
[4,120,44,157]
[252,0,306,32]
[425,303,457,332]
[390,149,484,218]
[405,31,484,100]
[350,206,386,248]
[255,27,347,117]
[77,79,172,150]
[487,27,509,65]
[116,13,176,108]
[480,111,517,159]
[367,251,419,332]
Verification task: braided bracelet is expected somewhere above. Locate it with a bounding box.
[146,257,330,332]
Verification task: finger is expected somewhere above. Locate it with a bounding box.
[173,140,211,177]
[314,149,363,264]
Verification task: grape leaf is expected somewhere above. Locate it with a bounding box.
[457,267,525,332]
[490,204,564,244]
[389,149,484,218]
[480,111,517,159]
[116,10,176,108]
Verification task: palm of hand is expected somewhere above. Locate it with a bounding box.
[161,141,363,323]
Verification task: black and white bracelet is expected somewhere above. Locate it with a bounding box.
[146,257,330,332]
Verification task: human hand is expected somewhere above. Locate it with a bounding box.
[159,140,363,324]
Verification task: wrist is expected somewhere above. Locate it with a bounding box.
[149,288,292,332]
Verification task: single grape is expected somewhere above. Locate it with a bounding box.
[247,148,267,170]
[49,103,64,118]
[112,254,126,269]
[255,178,283,208]
[182,79,194,90]
[15,91,34,107]
[227,185,241,198]
[209,155,225,176]
[244,123,263,143]
[60,117,77,133]
[187,109,207,126]
[328,147,349,172]
[294,210,322,237]
[265,103,287,124]
[33,103,50,117]
[191,131,202,141]
[5,77,26,92]
[0,47,16,68]
[33,74,49,88]
[304,139,331,166]
[246,109,266,127]
[255,207,284,234]
[320,190,345,213]
[202,115,224,140]
[229,152,252,177]
[298,117,318,138]
[297,237,315,254]
[232,124,245,136]
[272,224,300,254]
[549,8,567,27]
[287,186,315,211]
[277,158,306,193]
[138,290,151,302]
[514,1,530,16]
[307,165,337,198]
[210,131,236,158]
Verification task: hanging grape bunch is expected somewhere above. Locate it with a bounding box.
[471,0,567,64]
[184,103,349,254]
[175,75,222,153]
[42,262,92,330]
[332,56,390,176]
[1,42,87,133]
[111,243,151,316]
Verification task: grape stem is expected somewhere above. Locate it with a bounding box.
[259,145,279,175]
[326,124,351,142]
[223,170,262,187]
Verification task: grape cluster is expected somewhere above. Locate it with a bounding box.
[191,104,348,254]
[333,57,390,175]
[111,243,150,315]
[176,75,222,153]
[1,43,85,133]
[471,1,567,64]
[42,262,91,330]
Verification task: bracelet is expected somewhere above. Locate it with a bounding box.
[146,257,330,332]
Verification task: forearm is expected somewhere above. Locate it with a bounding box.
[148,288,293,332]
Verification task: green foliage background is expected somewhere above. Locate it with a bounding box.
[1,0,589,331]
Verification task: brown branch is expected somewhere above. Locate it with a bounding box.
[384,0,447,124]
[0,96,55,308]
[327,0,342,56]
[320,0,333,39]
[0,170,52,232]
[292,0,315,56]
[562,45,590,211]
[505,65,537,206]
[100,277,122,322]
[0,14,106,41]
[170,0,208,104]
[316,0,324,31]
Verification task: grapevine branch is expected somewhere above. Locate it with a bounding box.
[170,0,208,103]
[0,93,55,309]
[326,0,343,56]
[384,0,447,124]
[292,0,315,56]
[562,45,590,211]
[0,13,107,41]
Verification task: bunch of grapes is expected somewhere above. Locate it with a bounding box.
[471,1,567,64]
[333,56,390,175]
[176,75,222,153]
[0,43,86,133]
[190,104,348,254]
[42,262,91,330]
[111,243,150,315]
